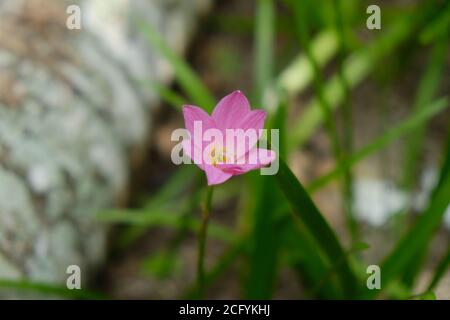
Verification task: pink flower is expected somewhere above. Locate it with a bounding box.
[182,90,276,185]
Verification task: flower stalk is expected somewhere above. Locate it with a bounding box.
[196,186,214,297]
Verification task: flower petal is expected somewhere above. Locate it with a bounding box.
[204,164,233,185]
[182,138,204,169]
[239,109,267,132]
[211,91,251,131]
[218,148,276,175]
[182,105,215,136]
[227,109,267,159]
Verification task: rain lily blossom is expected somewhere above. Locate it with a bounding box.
[182,90,276,185]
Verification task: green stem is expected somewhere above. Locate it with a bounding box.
[196,186,214,298]
[292,1,342,164]
[332,0,358,244]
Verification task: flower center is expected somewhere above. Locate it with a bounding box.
[209,145,228,166]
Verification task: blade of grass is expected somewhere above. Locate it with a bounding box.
[291,0,342,163]
[331,0,358,244]
[427,248,450,292]
[0,279,107,299]
[309,241,369,298]
[282,214,342,298]
[140,80,186,110]
[399,38,448,289]
[401,39,448,191]
[271,98,343,298]
[307,98,449,193]
[113,167,198,249]
[419,2,450,44]
[141,180,203,279]
[98,209,235,244]
[274,158,358,297]
[142,166,198,208]
[409,291,437,300]
[136,19,215,111]
[254,0,275,105]
[245,176,282,299]
[183,238,246,299]
[276,30,338,95]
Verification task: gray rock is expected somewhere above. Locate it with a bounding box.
[0,0,210,296]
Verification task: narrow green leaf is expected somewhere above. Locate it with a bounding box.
[0,279,106,299]
[245,176,282,299]
[402,39,448,190]
[332,0,358,244]
[136,19,215,111]
[183,239,246,299]
[140,80,186,110]
[98,209,235,244]
[141,250,180,279]
[254,0,275,105]
[419,2,450,44]
[419,292,437,300]
[142,166,198,209]
[351,242,370,252]
[409,291,437,300]
[283,215,342,298]
[277,30,338,95]
[427,248,450,291]
[291,0,342,164]
[275,158,358,297]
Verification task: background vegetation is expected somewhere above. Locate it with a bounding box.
[2,0,449,300]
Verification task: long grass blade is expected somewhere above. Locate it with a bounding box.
[254,0,275,105]
[427,248,450,292]
[136,19,215,111]
[0,279,107,299]
[275,158,358,297]
[98,209,235,244]
[402,39,448,190]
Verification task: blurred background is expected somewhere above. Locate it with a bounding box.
[0,0,449,299]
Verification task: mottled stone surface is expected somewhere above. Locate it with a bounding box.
[0,0,210,296]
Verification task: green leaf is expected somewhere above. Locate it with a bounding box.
[140,80,186,110]
[183,239,246,299]
[351,242,370,252]
[98,209,235,244]
[254,0,275,105]
[427,248,450,292]
[419,2,450,44]
[0,279,106,299]
[274,158,358,297]
[245,176,282,299]
[101,167,199,249]
[419,292,437,300]
[141,166,198,209]
[409,291,437,300]
[290,0,342,163]
[282,216,341,298]
[141,250,181,279]
[277,30,338,95]
[402,39,448,191]
[136,19,215,111]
